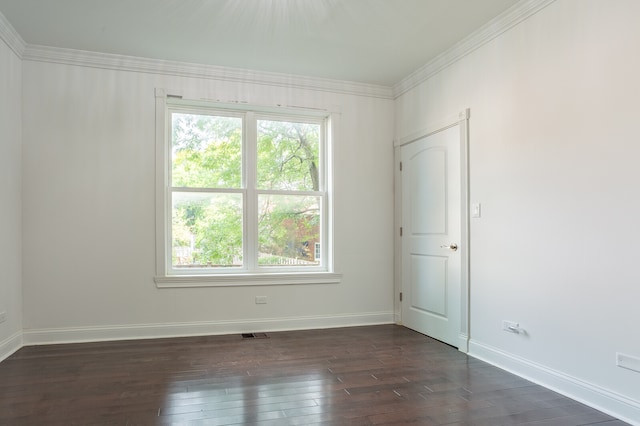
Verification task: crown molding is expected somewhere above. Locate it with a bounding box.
[0,10,26,58]
[393,0,557,98]
[22,44,394,100]
[5,0,556,100]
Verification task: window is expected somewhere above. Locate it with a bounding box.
[154,90,340,286]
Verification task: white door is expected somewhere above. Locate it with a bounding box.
[401,125,461,347]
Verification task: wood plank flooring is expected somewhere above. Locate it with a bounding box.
[0,325,628,425]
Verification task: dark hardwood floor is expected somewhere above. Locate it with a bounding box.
[0,325,628,425]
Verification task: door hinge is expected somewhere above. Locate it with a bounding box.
[399,161,403,171]
[399,292,403,302]
[400,227,403,237]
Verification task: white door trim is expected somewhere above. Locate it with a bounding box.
[394,108,470,352]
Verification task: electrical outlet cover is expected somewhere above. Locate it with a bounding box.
[502,320,519,333]
[617,353,640,373]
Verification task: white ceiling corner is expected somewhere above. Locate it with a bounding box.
[393,0,557,97]
[0,7,25,57]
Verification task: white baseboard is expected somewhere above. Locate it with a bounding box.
[22,311,395,346]
[469,339,640,426]
[0,331,23,362]
[458,333,469,353]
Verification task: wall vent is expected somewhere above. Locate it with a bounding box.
[241,333,269,339]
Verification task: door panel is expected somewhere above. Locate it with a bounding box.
[401,125,461,347]
[410,148,447,235]
[410,254,448,317]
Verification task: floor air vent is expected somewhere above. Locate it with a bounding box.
[241,333,269,339]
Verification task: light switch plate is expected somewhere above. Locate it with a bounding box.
[472,203,481,218]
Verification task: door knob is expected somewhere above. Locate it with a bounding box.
[440,243,458,251]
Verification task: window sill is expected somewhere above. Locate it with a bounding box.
[154,272,343,288]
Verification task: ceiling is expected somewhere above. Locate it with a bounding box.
[0,0,518,86]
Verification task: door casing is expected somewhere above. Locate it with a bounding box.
[394,109,470,352]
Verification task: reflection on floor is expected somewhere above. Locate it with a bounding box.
[0,325,628,425]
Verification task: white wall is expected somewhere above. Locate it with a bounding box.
[10,0,639,422]
[396,0,640,422]
[20,60,395,341]
[0,37,23,360]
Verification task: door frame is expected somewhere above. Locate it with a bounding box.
[394,108,470,352]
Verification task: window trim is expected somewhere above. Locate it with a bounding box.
[154,88,341,287]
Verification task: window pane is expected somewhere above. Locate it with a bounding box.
[257,120,320,191]
[172,113,242,188]
[172,192,243,268]
[258,195,321,267]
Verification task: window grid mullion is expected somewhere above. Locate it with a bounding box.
[256,190,324,196]
[320,119,328,269]
[245,112,258,272]
[170,187,244,194]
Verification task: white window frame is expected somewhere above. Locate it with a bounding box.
[154,89,341,287]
